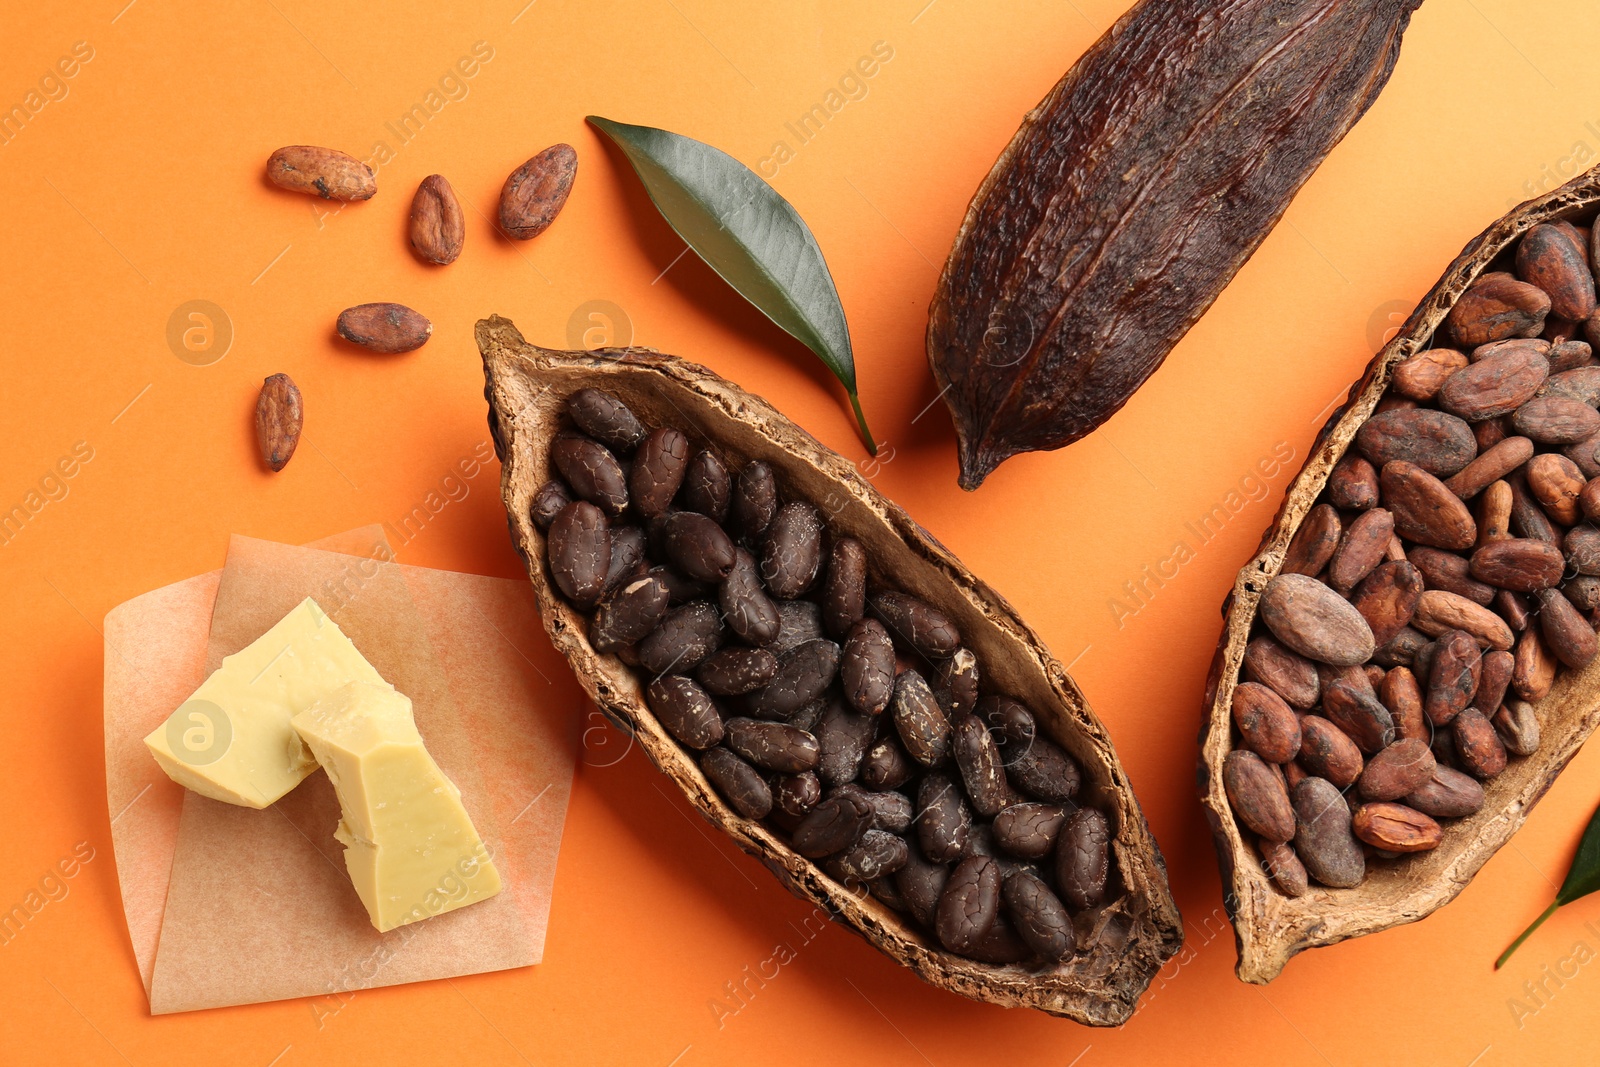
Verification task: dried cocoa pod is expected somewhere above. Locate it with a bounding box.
[1516,222,1596,322]
[701,748,771,819]
[1511,396,1600,444]
[1258,573,1376,667]
[1328,507,1394,592]
[1351,802,1442,853]
[1356,738,1435,801]
[1391,348,1468,401]
[1445,273,1552,347]
[822,537,868,637]
[499,143,577,240]
[926,0,1422,488]
[265,145,375,200]
[1380,461,1476,550]
[1291,777,1364,889]
[1223,750,1295,842]
[1231,682,1302,763]
[1243,636,1320,709]
[1350,560,1423,647]
[1328,455,1380,510]
[255,373,302,472]
[409,174,465,265]
[1355,409,1477,477]
[1443,436,1534,499]
[1282,503,1342,576]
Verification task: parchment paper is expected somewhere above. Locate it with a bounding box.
[104,531,579,1014]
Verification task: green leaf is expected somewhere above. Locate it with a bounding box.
[1496,799,1600,968]
[587,115,876,455]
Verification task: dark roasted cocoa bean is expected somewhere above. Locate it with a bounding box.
[892,669,950,766]
[1350,560,1423,648]
[1224,750,1295,841]
[696,646,780,695]
[547,500,612,609]
[701,747,771,818]
[1321,680,1395,754]
[860,736,917,791]
[825,829,909,884]
[775,771,823,817]
[1002,732,1082,804]
[1258,573,1376,667]
[718,548,781,646]
[637,600,724,675]
[917,773,972,862]
[841,618,895,715]
[1003,867,1074,959]
[629,427,689,518]
[871,590,961,660]
[591,573,670,653]
[895,846,950,927]
[747,638,841,720]
[792,791,874,858]
[728,460,777,542]
[678,450,731,522]
[1355,408,1477,477]
[1282,503,1340,576]
[837,783,914,834]
[993,803,1066,860]
[1328,454,1380,510]
[981,695,1037,746]
[1231,681,1302,763]
[552,433,629,517]
[822,537,867,637]
[1055,807,1110,911]
[1352,802,1442,853]
[814,698,877,786]
[761,502,825,598]
[566,388,645,452]
[937,648,981,717]
[646,675,724,750]
[1297,715,1363,788]
[602,526,648,594]
[648,565,708,607]
[953,714,1009,818]
[725,717,820,773]
[936,855,1000,953]
[660,511,736,582]
[1291,777,1364,888]
[1243,635,1320,708]
[770,600,827,655]
[531,479,573,530]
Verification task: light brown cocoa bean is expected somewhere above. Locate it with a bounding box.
[1536,587,1599,668]
[1516,222,1596,322]
[1355,408,1477,477]
[1352,802,1442,852]
[255,373,302,473]
[1328,508,1394,592]
[337,303,432,353]
[265,145,376,200]
[1282,503,1340,576]
[1470,649,1515,717]
[1328,455,1380,510]
[1494,699,1542,756]
[1541,366,1600,405]
[1581,478,1600,522]
[1391,348,1468,401]
[1564,574,1600,611]
[1243,636,1320,709]
[1297,716,1363,788]
[499,143,578,240]
[1444,272,1551,347]
[1257,838,1308,898]
[1412,590,1515,650]
[1373,625,1429,668]
[1550,339,1594,371]
[409,174,464,265]
[1527,453,1585,524]
[1476,480,1514,546]
[1379,666,1427,743]
[1469,538,1566,592]
[1291,777,1364,888]
[1494,589,1533,632]
[1321,680,1395,754]
[1381,461,1477,550]
[1231,682,1302,764]
[1512,626,1558,702]
[1224,750,1295,842]
[1508,468,1562,545]
[1408,546,1496,606]
[1566,526,1600,575]
[1350,560,1423,648]
[1444,436,1534,499]
[1405,764,1486,818]
[1258,574,1375,667]
[1511,396,1600,444]
[1452,707,1509,778]
[1357,738,1436,801]
[1424,629,1481,726]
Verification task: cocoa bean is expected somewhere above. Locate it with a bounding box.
[1408,546,1496,606]
[1328,455,1380,510]
[1380,461,1476,550]
[860,736,917,791]
[775,771,822,817]
[701,748,772,818]
[1328,507,1394,592]
[729,460,777,542]
[822,537,867,637]
[1391,348,1469,401]
[1297,716,1363,788]
[591,573,670,654]
[1231,681,1302,763]
[661,510,736,581]
[936,855,1000,953]
[1424,630,1481,725]
[1404,764,1485,818]
[1352,802,1442,852]
[953,714,1008,818]
[1494,699,1542,757]
[547,501,611,608]
[1055,807,1110,911]
[841,618,895,715]
[1412,590,1515,650]
[725,718,820,774]
[891,669,950,766]
[1224,750,1296,842]
[937,649,980,717]
[1243,636,1321,708]
[1291,777,1364,888]
[1444,436,1534,499]
[265,145,376,200]
[814,701,877,787]
[695,646,779,695]
[1379,665,1428,743]
[409,173,464,265]
[1511,396,1600,444]
[1355,408,1477,477]
[1258,838,1308,898]
[894,846,949,928]
[761,502,825,599]
[1508,468,1563,545]
[1322,680,1395,754]
[993,803,1066,860]
[1470,537,1566,592]
[1567,526,1600,575]
[530,480,573,530]
[917,773,972,862]
[1536,587,1599,668]
[1452,708,1509,778]
[1282,503,1341,576]
[499,143,577,239]
[679,450,731,521]
[1527,452,1585,524]
[747,638,841,720]
[552,432,629,517]
[825,829,910,885]
[255,373,302,473]
[1515,222,1596,322]
[1350,560,1423,647]
[1512,626,1558,701]
[1476,480,1514,546]
[1444,273,1552,347]
[1373,625,1430,667]
[646,675,724,750]
[793,791,874,858]
[718,547,781,646]
[1258,573,1376,667]
[1357,739,1436,801]
[871,590,961,660]
[629,427,689,518]
[1001,732,1082,804]
[337,302,432,353]
[1470,648,1515,717]
[1542,366,1600,406]
[637,600,724,675]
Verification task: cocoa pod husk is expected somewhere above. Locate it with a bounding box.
[926,0,1423,489]
[481,318,1180,1024]
[255,373,302,472]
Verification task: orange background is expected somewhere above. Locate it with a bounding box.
[3,0,1598,1063]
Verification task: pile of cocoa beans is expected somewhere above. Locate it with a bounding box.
[1229,220,1600,894]
[537,388,1117,964]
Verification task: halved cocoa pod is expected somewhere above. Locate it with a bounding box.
[1201,170,1600,984]
[482,318,1180,1023]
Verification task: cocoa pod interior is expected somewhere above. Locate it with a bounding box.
[480,316,1182,1024]
[1201,166,1600,985]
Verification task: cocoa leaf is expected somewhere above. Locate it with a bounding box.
[1496,798,1600,967]
[587,116,876,454]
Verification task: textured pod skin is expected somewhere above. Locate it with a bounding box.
[481,319,1181,1024]
[1200,165,1600,984]
[927,0,1422,489]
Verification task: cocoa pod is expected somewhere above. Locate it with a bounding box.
[498,143,577,240]
[255,373,302,473]
[336,302,433,353]
[1350,560,1423,647]
[1444,273,1552,347]
[1391,348,1468,401]
[409,174,464,265]
[1380,461,1476,550]
[925,0,1423,489]
[1355,408,1477,477]
[1258,574,1376,667]
[265,145,375,200]
[1351,802,1442,853]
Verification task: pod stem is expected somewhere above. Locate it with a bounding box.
[1497,900,1560,969]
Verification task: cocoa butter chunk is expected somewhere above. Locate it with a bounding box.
[1291,777,1364,889]
[1258,573,1376,667]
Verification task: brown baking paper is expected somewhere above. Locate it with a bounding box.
[104,531,579,1014]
